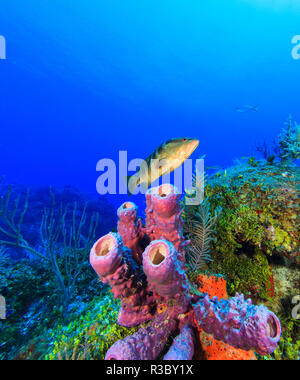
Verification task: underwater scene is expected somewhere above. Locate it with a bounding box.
[0,1,299,363]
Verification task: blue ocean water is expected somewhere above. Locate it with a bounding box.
[0,0,299,210]
[1,2,300,362]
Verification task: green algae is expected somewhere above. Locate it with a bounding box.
[184,159,299,311]
[45,292,140,360]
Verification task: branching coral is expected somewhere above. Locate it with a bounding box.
[0,247,9,272]
[277,115,300,162]
[0,182,99,317]
[0,247,9,291]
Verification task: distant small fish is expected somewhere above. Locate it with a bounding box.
[125,137,199,195]
[236,105,259,113]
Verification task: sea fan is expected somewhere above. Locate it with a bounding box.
[0,247,9,271]
[184,199,221,272]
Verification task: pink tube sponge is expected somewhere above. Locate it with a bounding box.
[147,184,181,218]
[90,233,123,278]
[145,184,188,262]
[143,239,190,298]
[90,232,155,327]
[193,293,281,355]
[89,183,282,359]
[117,202,144,265]
[105,312,177,360]
[163,325,195,360]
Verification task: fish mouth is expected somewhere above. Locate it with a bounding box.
[187,138,199,154]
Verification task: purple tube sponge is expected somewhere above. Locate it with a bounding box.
[143,239,190,299]
[105,312,177,360]
[193,293,281,355]
[90,183,282,360]
[90,233,154,327]
[117,202,145,265]
[145,184,188,263]
[90,233,123,278]
[163,325,195,360]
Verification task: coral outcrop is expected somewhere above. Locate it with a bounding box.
[278,116,300,162]
[90,184,282,360]
[193,161,300,305]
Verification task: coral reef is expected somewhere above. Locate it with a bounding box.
[0,184,116,260]
[45,293,139,361]
[0,183,115,359]
[183,158,299,360]
[0,183,114,318]
[277,116,300,162]
[191,160,299,303]
[256,116,300,164]
[271,318,300,361]
[90,184,281,360]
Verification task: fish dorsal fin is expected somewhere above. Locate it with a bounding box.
[144,141,167,163]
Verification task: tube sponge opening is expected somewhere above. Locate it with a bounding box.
[267,314,281,340]
[158,184,173,198]
[123,202,135,209]
[94,236,115,257]
[147,184,180,219]
[90,233,123,277]
[149,243,167,266]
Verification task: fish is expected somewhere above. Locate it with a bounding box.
[125,137,199,195]
[236,105,259,113]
